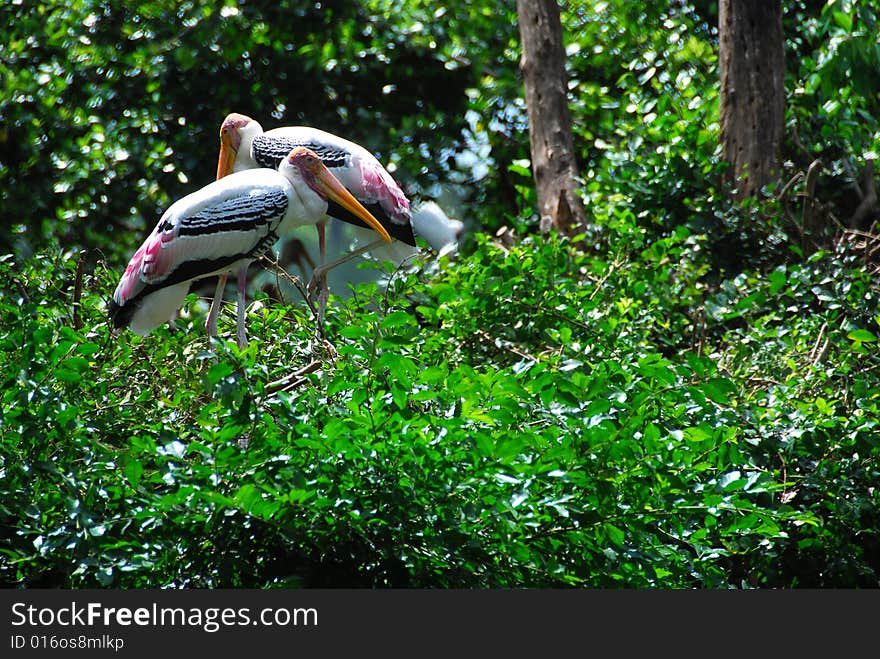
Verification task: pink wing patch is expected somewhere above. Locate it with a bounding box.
[113,220,179,304]
[357,159,410,224]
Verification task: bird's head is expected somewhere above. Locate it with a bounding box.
[282,147,391,243]
[284,146,325,181]
[216,112,262,179]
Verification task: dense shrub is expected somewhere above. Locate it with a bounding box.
[2,225,877,587]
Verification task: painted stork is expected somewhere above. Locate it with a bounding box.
[217,114,413,243]
[109,147,391,349]
[215,113,420,316]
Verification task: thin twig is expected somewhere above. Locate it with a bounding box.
[777,171,804,233]
[258,253,327,341]
[588,253,627,301]
[744,376,786,387]
[72,249,87,331]
[814,336,830,365]
[777,451,797,505]
[259,253,305,298]
[800,159,825,248]
[809,322,827,365]
[842,228,880,239]
[475,328,539,363]
[264,360,323,396]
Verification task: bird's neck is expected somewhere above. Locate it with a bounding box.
[233,130,260,172]
[279,174,328,234]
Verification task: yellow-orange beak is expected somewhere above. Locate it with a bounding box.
[216,130,238,180]
[314,164,392,243]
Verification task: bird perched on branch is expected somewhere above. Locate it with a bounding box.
[109,147,390,348]
[217,113,440,316]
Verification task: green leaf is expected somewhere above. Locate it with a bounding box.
[122,457,143,489]
[234,484,263,514]
[702,377,736,405]
[683,426,712,443]
[391,383,408,410]
[417,366,447,385]
[380,311,414,330]
[767,267,786,295]
[718,470,743,491]
[833,11,852,31]
[340,325,370,339]
[76,342,101,357]
[847,329,877,342]
[54,368,81,384]
[60,356,90,373]
[508,160,532,177]
[205,362,233,385]
[282,489,314,505]
[604,523,625,547]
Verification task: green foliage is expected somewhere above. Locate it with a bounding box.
[2,225,878,587]
[783,0,880,226]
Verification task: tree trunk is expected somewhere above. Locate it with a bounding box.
[719,0,785,200]
[516,0,588,236]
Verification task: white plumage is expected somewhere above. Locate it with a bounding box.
[110,147,390,347]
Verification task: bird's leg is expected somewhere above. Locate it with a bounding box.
[316,275,330,327]
[317,218,327,269]
[205,273,228,338]
[312,219,329,329]
[307,237,386,326]
[236,267,248,350]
